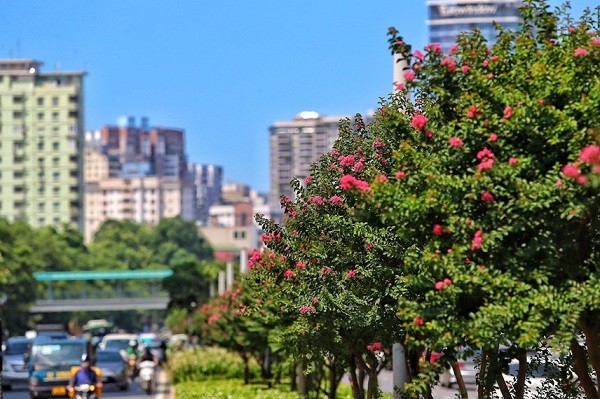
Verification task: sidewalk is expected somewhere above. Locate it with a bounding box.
[376,370,477,399]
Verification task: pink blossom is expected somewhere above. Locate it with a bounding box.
[396,40,404,46]
[395,170,407,180]
[339,154,356,167]
[353,161,365,172]
[411,114,428,131]
[574,47,589,57]
[372,139,385,148]
[555,179,563,187]
[299,305,316,315]
[330,149,339,157]
[482,59,489,67]
[367,342,383,352]
[489,133,498,142]
[312,297,319,304]
[593,38,600,45]
[478,158,494,171]
[448,44,459,55]
[329,195,344,206]
[481,191,495,203]
[305,175,312,185]
[365,243,374,250]
[503,106,513,119]
[395,82,405,91]
[413,63,423,71]
[441,57,457,72]
[414,315,425,327]
[374,174,388,183]
[449,137,464,147]
[320,266,335,279]
[461,65,470,73]
[508,157,519,166]
[425,130,434,139]
[340,175,371,191]
[487,73,494,79]
[435,281,445,290]
[296,261,306,270]
[309,196,324,205]
[425,42,442,53]
[433,224,443,236]
[562,164,581,179]
[414,50,425,60]
[443,278,452,286]
[569,26,576,33]
[490,55,499,62]
[404,71,416,81]
[471,230,483,251]
[466,105,479,118]
[477,148,495,160]
[578,175,589,185]
[283,270,295,279]
[580,145,600,164]
[346,270,358,279]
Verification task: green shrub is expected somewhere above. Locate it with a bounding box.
[175,379,393,399]
[168,347,260,384]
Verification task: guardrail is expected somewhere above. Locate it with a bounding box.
[30,297,170,313]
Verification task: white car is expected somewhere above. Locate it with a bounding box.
[495,357,564,398]
[98,333,138,352]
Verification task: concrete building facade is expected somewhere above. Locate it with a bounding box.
[427,0,521,53]
[83,118,195,242]
[269,111,344,218]
[190,163,223,226]
[0,59,85,230]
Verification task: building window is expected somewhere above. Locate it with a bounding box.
[52,172,60,180]
[52,112,59,121]
[38,203,45,210]
[52,126,59,135]
[38,187,45,195]
[52,142,59,150]
[53,217,60,224]
[37,97,44,106]
[38,126,45,135]
[53,187,60,195]
[52,97,59,106]
[13,95,24,104]
[53,157,59,166]
[53,202,60,211]
[38,142,44,150]
[37,112,44,121]
[38,217,45,224]
[13,111,23,119]
[14,171,24,179]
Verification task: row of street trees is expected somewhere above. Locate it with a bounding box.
[196,2,600,398]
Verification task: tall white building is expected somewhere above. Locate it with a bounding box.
[190,163,223,225]
[269,111,344,218]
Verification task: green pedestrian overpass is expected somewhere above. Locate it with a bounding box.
[31,270,173,313]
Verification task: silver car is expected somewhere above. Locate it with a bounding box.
[439,348,479,388]
[95,349,129,391]
[1,336,33,390]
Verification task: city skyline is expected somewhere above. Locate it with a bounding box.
[0,1,590,193]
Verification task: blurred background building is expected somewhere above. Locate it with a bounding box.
[0,59,85,230]
[427,0,521,53]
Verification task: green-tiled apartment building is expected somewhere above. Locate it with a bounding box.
[0,59,85,231]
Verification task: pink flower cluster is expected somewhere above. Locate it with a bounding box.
[414,315,425,327]
[283,270,295,279]
[471,229,483,251]
[309,196,325,205]
[574,47,589,57]
[340,175,371,191]
[299,305,316,315]
[339,154,356,167]
[404,71,416,81]
[296,261,306,270]
[411,114,428,131]
[503,106,513,120]
[433,224,443,236]
[247,250,262,269]
[441,57,457,72]
[424,42,442,53]
[367,342,383,352]
[466,105,480,119]
[395,170,407,180]
[329,195,344,206]
[477,148,495,171]
[261,232,281,243]
[480,191,495,203]
[435,278,452,291]
[562,145,600,185]
[346,269,358,279]
[320,266,335,279]
[449,137,463,147]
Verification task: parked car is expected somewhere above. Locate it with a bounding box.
[439,348,480,388]
[1,336,33,390]
[95,349,128,391]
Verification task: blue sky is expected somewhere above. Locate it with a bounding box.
[0,1,591,192]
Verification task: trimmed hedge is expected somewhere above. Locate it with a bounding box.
[168,347,260,384]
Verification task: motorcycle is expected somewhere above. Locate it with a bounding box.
[138,360,156,395]
[70,383,97,399]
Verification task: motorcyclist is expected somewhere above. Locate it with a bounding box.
[125,339,141,380]
[140,346,157,365]
[68,354,102,398]
[125,339,140,357]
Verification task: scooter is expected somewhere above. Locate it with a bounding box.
[126,354,138,382]
[138,360,156,395]
[70,383,98,399]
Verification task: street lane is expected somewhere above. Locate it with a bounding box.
[3,370,170,399]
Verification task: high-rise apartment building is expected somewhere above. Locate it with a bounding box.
[269,111,344,217]
[427,0,521,53]
[0,59,85,230]
[84,118,195,242]
[190,163,223,226]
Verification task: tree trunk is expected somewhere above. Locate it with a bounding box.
[478,350,488,399]
[579,317,600,397]
[571,339,599,399]
[348,356,365,399]
[241,353,250,385]
[290,362,297,391]
[450,361,468,399]
[366,369,379,399]
[514,349,527,399]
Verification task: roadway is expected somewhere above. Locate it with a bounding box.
[378,369,478,399]
[2,369,171,399]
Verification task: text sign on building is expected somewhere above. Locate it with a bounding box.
[436,3,499,18]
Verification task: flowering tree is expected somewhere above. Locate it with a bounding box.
[248,114,414,399]
[363,1,600,398]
